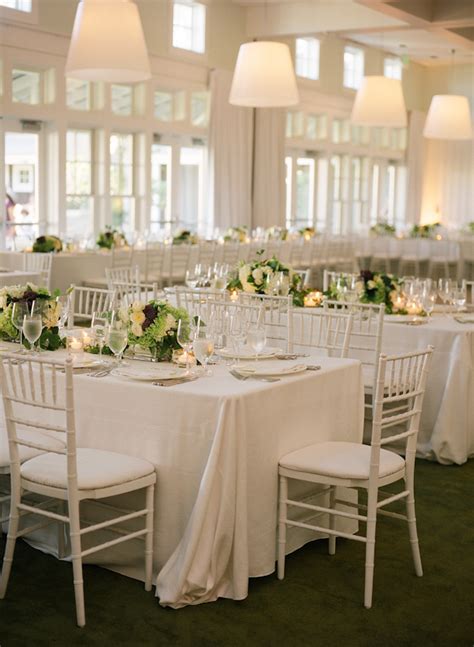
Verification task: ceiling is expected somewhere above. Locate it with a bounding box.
[239,0,474,66]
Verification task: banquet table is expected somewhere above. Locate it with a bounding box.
[0,349,364,608]
[382,315,474,465]
[0,270,41,287]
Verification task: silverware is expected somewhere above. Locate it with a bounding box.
[305,365,321,371]
[153,376,198,387]
[275,353,309,360]
[229,369,280,383]
[88,367,113,378]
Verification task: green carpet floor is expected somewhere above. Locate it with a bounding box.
[0,459,473,647]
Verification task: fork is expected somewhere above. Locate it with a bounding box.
[229,369,280,383]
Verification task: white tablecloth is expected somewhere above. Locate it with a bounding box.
[0,271,41,287]
[382,315,474,465]
[1,351,363,607]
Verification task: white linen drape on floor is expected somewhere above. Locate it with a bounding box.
[252,108,286,230]
[208,69,253,232]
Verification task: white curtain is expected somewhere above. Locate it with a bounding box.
[405,110,427,225]
[207,69,253,233]
[252,108,286,229]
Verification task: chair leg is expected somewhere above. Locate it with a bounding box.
[277,474,288,580]
[144,484,155,592]
[69,502,86,628]
[0,491,20,599]
[364,493,378,609]
[405,486,423,577]
[328,487,336,556]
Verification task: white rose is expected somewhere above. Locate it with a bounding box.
[119,306,129,323]
[0,296,6,310]
[132,301,144,312]
[130,310,145,325]
[165,313,176,331]
[252,268,264,285]
[242,281,256,293]
[239,265,250,285]
[355,281,364,294]
[131,322,143,337]
[367,280,376,290]
[263,266,273,275]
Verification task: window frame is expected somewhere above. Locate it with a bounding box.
[384,57,403,81]
[171,1,206,56]
[295,37,320,81]
[343,45,364,90]
[0,0,37,24]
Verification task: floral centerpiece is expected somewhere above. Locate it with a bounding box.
[467,222,474,234]
[172,229,199,245]
[410,222,441,239]
[223,226,248,243]
[0,283,63,350]
[227,252,308,307]
[118,300,189,362]
[32,235,63,253]
[299,227,316,240]
[370,222,396,236]
[97,227,128,250]
[266,226,288,241]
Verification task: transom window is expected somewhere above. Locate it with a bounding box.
[111,84,133,116]
[0,0,31,10]
[11,68,40,104]
[384,57,403,81]
[110,133,134,230]
[66,130,93,237]
[343,46,364,90]
[66,78,91,111]
[295,37,320,81]
[172,2,206,54]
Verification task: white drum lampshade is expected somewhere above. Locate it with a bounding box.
[350,76,407,127]
[65,0,151,83]
[423,95,473,140]
[229,41,299,108]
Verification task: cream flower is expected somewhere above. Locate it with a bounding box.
[239,265,250,285]
[131,322,143,337]
[132,301,144,312]
[367,280,376,290]
[252,268,264,285]
[119,306,129,323]
[130,310,146,325]
[164,313,176,331]
[242,281,256,293]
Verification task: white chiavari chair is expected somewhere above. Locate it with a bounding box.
[68,285,115,327]
[277,347,433,608]
[398,239,430,277]
[105,265,140,291]
[288,308,353,358]
[323,300,385,413]
[144,242,165,285]
[22,253,53,290]
[112,280,159,306]
[161,244,193,287]
[462,279,474,307]
[175,287,228,321]
[428,240,459,280]
[222,242,241,267]
[236,293,291,351]
[196,241,217,268]
[459,238,474,281]
[111,245,135,269]
[0,353,156,627]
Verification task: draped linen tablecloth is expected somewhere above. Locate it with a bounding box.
[0,271,41,287]
[1,352,363,608]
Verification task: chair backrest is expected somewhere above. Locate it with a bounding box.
[111,247,134,269]
[196,241,217,267]
[69,285,115,326]
[144,242,165,283]
[0,354,77,496]
[105,265,140,291]
[323,300,385,395]
[288,308,353,358]
[175,287,228,320]
[462,280,474,304]
[23,253,53,289]
[113,281,159,306]
[369,347,433,486]
[163,244,192,286]
[232,293,291,350]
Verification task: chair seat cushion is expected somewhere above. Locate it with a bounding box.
[0,427,65,469]
[279,441,405,480]
[21,448,155,490]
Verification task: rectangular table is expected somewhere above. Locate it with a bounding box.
[0,271,41,287]
[1,352,363,608]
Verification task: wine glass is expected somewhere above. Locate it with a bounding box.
[22,313,43,353]
[229,311,247,365]
[91,311,109,361]
[56,295,71,338]
[438,278,452,308]
[247,325,267,363]
[452,285,466,312]
[106,319,128,366]
[177,318,193,374]
[422,289,437,318]
[185,267,199,289]
[11,302,30,352]
[192,329,215,376]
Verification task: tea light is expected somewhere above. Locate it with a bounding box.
[229,289,239,303]
[67,334,84,354]
[303,232,312,241]
[304,291,323,308]
[81,330,93,347]
[406,299,422,315]
[393,294,406,311]
[172,349,196,367]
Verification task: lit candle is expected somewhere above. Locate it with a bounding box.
[82,330,93,347]
[406,299,422,315]
[304,291,323,308]
[394,294,406,312]
[229,290,239,303]
[68,336,83,354]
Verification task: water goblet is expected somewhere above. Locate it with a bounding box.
[177,318,193,374]
[11,302,30,352]
[106,319,128,366]
[22,313,43,353]
[247,325,267,363]
[193,329,215,376]
[452,286,466,313]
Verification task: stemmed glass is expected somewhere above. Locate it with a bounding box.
[192,328,215,376]
[56,295,71,339]
[229,311,247,366]
[452,285,466,313]
[11,302,31,352]
[177,318,193,374]
[185,267,199,288]
[106,318,128,366]
[22,313,43,353]
[438,278,452,311]
[91,311,109,361]
[247,324,267,363]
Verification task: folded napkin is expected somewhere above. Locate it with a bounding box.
[453,315,474,324]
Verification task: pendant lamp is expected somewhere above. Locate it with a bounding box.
[229,41,299,108]
[423,95,472,140]
[65,0,151,83]
[350,76,407,127]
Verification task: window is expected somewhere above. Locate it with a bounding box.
[110,133,134,230]
[384,57,402,81]
[111,84,133,116]
[154,90,185,122]
[172,2,206,54]
[0,0,31,10]
[66,78,90,111]
[191,91,210,128]
[295,37,319,81]
[12,68,40,104]
[66,130,93,237]
[343,46,364,90]
[305,114,327,140]
[285,153,316,228]
[151,144,172,232]
[179,145,205,229]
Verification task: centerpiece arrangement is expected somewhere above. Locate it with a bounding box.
[223,226,248,243]
[227,252,308,306]
[298,226,316,240]
[0,283,64,350]
[467,222,474,234]
[370,222,396,237]
[110,300,189,362]
[97,227,128,250]
[172,229,199,245]
[410,222,441,239]
[32,235,63,253]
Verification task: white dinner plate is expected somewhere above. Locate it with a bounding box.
[384,314,429,324]
[71,358,107,369]
[216,346,281,360]
[112,365,185,381]
[235,362,308,377]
